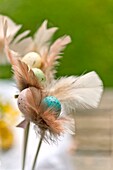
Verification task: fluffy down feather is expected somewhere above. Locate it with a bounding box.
[46,71,103,114]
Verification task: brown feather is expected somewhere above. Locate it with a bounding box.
[25,87,43,115]
[41,110,64,135]
[3,25,43,91]
[33,109,72,142]
[14,60,42,91]
[6,48,42,91]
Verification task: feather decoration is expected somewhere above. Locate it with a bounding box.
[3,23,42,91]
[10,30,33,56]
[3,18,104,170]
[3,19,71,83]
[34,109,66,141]
[13,60,42,91]
[1,15,31,64]
[33,20,71,81]
[4,44,42,91]
[12,30,30,44]
[0,15,21,41]
[48,35,71,60]
[10,37,33,56]
[17,86,70,141]
[34,20,58,56]
[4,21,72,140]
[41,35,71,80]
[47,71,103,114]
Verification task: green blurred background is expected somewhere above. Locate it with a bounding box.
[0,0,113,87]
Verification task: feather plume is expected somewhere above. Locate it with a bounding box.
[39,110,65,134]
[2,17,32,64]
[0,15,21,41]
[12,30,30,44]
[18,87,70,141]
[10,30,33,56]
[3,22,42,91]
[45,35,71,67]
[34,109,70,141]
[5,45,42,91]
[34,20,58,56]
[47,71,103,114]
[10,37,33,56]
[3,20,21,61]
[48,35,71,60]
[13,60,42,91]
[41,35,71,81]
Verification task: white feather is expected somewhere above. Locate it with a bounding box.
[10,37,33,56]
[47,71,103,114]
[12,30,30,43]
[0,15,21,41]
[34,20,58,55]
[48,35,71,60]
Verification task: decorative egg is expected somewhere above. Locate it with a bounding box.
[22,52,42,68]
[42,96,61,117]
[17,88,28,116]
[32,68,46,84]
[17,87,42,118]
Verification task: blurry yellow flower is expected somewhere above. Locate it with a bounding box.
[3,103,19,125]
[0,100,19,125]
[0,120,13,150]
[0,98,19,150]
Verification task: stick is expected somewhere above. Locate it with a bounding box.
[22,122,30,170]
[31,132,44,170]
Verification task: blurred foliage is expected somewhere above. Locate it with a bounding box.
[0,0,113,86]
[0,65,12,78]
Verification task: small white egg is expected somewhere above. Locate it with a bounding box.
[22,52,42,68]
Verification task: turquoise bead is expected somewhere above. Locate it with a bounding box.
[42,96,61,116]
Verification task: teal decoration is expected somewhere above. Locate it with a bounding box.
[42,96,61,116]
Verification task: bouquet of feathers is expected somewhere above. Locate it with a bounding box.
[2,18,103,170]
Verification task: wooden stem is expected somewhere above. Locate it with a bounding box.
[31,132,44,170]
[22,122,30,170]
